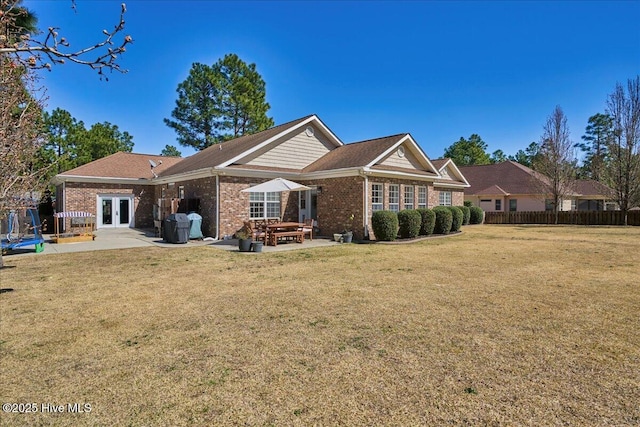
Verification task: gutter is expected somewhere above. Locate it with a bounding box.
[215,174,220,240]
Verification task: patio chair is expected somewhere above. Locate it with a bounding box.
[300,218,314,240]
[251,219,267,245]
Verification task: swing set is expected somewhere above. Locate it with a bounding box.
[1,208,45,253]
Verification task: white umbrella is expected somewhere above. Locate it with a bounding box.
[241,177,310,193]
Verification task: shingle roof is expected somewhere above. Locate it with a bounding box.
[303,134,407,172]
[58,152,182,180]
[458,161,549,195]
[572,179,613,197]
[430,158,450,170]
[159,115,315,177]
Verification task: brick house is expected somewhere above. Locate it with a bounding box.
[53,115,469,240]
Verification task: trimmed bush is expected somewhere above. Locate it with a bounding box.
[469,206,484,224]
[417,208,436,235]
[464,200,473,207]
[397,209,421,239]
[371,210,399,241]
[447,206,463,232]
[432,206,453,235]
[460,205,471,225]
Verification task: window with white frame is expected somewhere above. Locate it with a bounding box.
[389,184,400,212]
[495,199,502,211]
[249,191,281,219]
[404,185,414,210]
[439,191,452,206]
[371,183,384,212]
[417,186,427,209]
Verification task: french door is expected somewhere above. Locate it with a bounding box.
[97,195,134,228]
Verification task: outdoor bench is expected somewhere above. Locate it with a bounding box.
[269,230,304,246]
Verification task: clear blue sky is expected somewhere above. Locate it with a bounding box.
[26,0,640,160]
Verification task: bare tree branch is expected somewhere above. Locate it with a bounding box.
[0,1,132,79]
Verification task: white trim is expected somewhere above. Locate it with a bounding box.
[53,175,149,185]
[217,115,343,168]
[367,134,440,176]
[436,159,470,187]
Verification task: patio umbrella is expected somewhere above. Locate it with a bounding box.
[241,177,310,193]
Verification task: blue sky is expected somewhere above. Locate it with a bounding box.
[26,1,640,160]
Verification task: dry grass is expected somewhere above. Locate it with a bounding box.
[1,225,639,426]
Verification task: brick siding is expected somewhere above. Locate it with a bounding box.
[58,183,154,231]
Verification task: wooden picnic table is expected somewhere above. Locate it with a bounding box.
[265,222,304,246]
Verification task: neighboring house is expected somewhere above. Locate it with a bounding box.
[459,161,615,212]
[52,114,469,240]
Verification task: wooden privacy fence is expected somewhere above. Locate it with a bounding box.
[484,210,640,226]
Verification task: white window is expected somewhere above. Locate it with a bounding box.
[371,183,384,212]
[495,199,502,211]
[389,184,400,212]
[417,186,427,209]
[404,185,414,210]
[439,191,452,206]
[249,191,281,219]
[178,186,185,199]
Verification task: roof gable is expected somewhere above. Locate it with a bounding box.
[305,133,439,177]
[431,158,470,186]
[160,115,342,177]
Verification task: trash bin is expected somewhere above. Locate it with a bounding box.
[164,213,189,244]
[187,212,203,240]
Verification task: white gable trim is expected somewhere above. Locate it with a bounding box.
[217,115,343,168]
[437,159,470,186]
[367,134,440,177]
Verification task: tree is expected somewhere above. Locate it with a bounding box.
[508,142,541,168]
[1,0,132,79]
[160,144,181,157]
[76,121,133,164]
[532,106,577,223]
[40,107,85,174]
[490,149,507,164]
[604,76,640,225]
[164,53,274,151]
[576,113,614,180]
[443,134,491,166]
[1,1,131,268]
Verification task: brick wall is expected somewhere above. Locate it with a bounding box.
[60,182,154,230]
[312,176,365,239]
[366,178,436,239]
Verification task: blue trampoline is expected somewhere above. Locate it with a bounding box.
[1,208,45,253]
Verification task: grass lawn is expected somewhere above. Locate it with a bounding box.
[1,225,639,426]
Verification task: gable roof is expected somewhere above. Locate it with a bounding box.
[54,152,182,182]
[159,115,341,177]
[459,161,550,195]
[430,158,470,187]
[304,133,440,179]
[304,134,406,172]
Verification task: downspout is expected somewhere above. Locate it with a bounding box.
[363,171,369,239]
[214,173,220,240]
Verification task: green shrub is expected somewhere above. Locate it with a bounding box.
[417,208,436,235]
[371,210,399,241]
[447,206,463,232]
[464,200,473,207]
[397,209,421,239]
[469,206,484,224]
[432,206,453,235]
[460,205,471,225]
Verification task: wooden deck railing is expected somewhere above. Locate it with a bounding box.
[483,210,640,226]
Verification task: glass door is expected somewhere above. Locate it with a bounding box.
[98,195,133,228]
